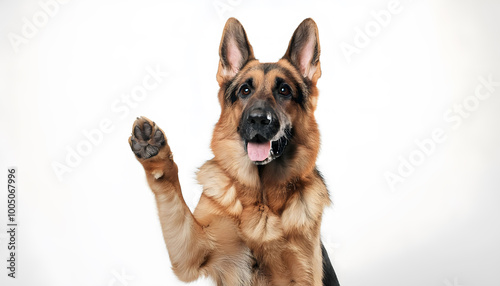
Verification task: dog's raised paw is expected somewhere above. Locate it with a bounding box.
[129,117,166,159]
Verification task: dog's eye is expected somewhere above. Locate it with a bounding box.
[239,84,251,98]
[278,84,291,97]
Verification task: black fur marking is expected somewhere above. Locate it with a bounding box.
[262,62,280,74]
[225,61,256,104]
[225,78,238,104]
[279,68,307,109]
[315,168,332,200]
[274,77,290,99]
[315,168,326,185]
[274,77,306,108]
[199,254,210,268]
[225,61,308,110]
[321,242,340,286]
[239,78,254,98]
[263,64,308,108]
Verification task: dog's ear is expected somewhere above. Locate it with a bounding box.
[217,18,255,86]
[283,18,321,83]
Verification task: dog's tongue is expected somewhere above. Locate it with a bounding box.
[247,141,271,161]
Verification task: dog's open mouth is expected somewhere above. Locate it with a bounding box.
[245,132,289,165]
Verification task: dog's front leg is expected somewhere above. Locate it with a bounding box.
[129,116,213,282]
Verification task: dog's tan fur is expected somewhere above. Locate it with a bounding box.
[129,18,331,285]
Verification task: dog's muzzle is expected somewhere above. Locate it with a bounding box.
[239,104,290,165]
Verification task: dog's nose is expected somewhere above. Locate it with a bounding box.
[248,109,271,126]
[239,103,280,141]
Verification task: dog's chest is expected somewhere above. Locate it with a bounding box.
[205,183,319,246]
[235,192,324,285]
[198,164,321,240]
[239,203,284,243]
[197,162,328,284]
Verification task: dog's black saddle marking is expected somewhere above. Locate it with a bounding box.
[321,242,340,286]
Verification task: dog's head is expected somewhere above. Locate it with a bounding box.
[211,18,322,186]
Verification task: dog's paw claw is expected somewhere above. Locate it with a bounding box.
[129,117,166,159]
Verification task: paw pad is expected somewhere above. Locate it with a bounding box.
[130,117,165,159]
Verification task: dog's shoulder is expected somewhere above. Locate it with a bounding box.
[280,171,330,233]
[197,159,231,192]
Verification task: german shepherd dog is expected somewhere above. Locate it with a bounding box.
[129,18,340,286]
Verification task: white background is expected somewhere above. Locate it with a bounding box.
[1,0,500,285]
